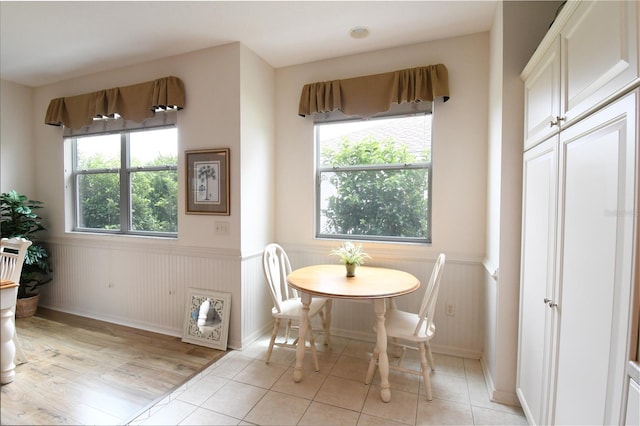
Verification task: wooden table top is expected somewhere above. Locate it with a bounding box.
[287,264,420,300]
[1,279,17,290]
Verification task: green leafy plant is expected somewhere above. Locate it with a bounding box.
[1,190,53,298]
[322,136,430,239]
[330,241,371,266]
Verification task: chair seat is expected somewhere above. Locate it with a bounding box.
[384,309,435,342]
[273,297,328,319]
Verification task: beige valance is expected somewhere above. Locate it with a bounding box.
[45,76,185,129]
[298,64,449,118]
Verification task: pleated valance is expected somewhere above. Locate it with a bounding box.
[298,64,449,118]
[45,76,185,130]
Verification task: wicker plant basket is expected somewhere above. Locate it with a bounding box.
[15,293,40,318]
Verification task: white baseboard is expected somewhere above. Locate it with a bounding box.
[480,356,522,407]
[39,303,181,337]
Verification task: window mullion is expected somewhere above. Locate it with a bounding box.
[72,138,80,229]
[126,165,178,172]
[120,133,129,232]
[318,163,430,173]
[427,164,432,242]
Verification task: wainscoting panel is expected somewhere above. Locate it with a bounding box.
[240,253,273,347]
[42,238,245,349]
[42,239,483,357]
[286,247,485,358]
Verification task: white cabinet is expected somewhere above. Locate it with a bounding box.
[518,3,639,424]
[522,0,638,150]
[518,90,638,426]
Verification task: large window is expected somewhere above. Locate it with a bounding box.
[72,126,178,236]
[316,113,432,243]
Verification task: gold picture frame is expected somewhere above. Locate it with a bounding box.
[185,148,230,215]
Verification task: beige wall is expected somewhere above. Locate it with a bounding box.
[484,0,504,398]
[269,34,492,358]
[240,44,276,254]
[275,33,490,263]
[31,43,245,250]
[17,42,277,348]
[484,0,563,405]
[1,34,493,351]
[0,79,35,196]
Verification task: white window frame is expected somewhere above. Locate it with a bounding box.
[66,112,178,238]
[314,105,433,244]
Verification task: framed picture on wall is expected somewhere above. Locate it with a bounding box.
[185,148,230,215]
[182,288,231,350]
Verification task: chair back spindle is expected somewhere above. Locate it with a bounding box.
[414,253,446,337]
[0,237,32,284]
[262,243,298,314]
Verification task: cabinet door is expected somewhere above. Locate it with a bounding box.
[554,92,637,425]
[524,41,561,151]
[517,137,558,424]
[561,0,639,125]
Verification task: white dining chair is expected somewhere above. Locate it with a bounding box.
[0,237,33,365]
[262,243,332,369]
[365,253,446,400]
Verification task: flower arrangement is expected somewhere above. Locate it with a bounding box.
[330,241,371,266]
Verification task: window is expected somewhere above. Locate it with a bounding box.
[71,126,178,236]
[316,113,432,243]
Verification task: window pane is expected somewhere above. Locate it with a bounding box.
[318,115,431,167]
[72,125,178,237]
[316,113,432,242]
[76,134,121,170]
[130,128,178,167]
[77,173,120,230]
[319,168,429,238]
[130,170,178,233]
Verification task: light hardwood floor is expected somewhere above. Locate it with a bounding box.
[0,308,227,425]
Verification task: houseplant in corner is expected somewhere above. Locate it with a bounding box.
[1,190,53,317]
[330,241,371,277]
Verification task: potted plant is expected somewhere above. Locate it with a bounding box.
[330,241,371,277]
[1,190,53,317]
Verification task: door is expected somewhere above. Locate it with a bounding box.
[517,137,559,425]
[553,92,637,425]
[523,40,561,151]
[560,0,639,125]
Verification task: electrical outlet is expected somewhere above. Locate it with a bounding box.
[214,221,230,235]
[446,303,455,316]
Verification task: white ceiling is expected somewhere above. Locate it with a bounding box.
[0,1,498,88]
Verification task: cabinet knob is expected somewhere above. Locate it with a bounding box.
[549,116,566,127]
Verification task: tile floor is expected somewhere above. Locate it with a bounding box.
[129,334,527,425]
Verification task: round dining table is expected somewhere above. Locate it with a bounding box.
[287,264,420,402]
